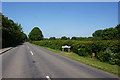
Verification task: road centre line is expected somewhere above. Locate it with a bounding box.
[30,51,33,55]
[46,76,51,80]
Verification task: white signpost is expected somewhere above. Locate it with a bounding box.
[62,45,71,53]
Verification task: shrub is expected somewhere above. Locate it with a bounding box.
[30,40,119,65]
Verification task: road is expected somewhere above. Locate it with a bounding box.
[1,42,119,79]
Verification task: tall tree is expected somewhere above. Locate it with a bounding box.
[92,25,120,40]
[115,24,120,39]
[28,27,44,41]
[92,30,103,37]
[49,37,56,40]
[71,37,77,40]
[61,36,69,40]
[2,13,27,48]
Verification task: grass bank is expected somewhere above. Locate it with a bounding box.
[30,42,119,76]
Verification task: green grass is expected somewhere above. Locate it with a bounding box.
[30,43,119,76]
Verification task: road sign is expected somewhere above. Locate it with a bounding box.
[62,45,71,52]
[62,45,71,48]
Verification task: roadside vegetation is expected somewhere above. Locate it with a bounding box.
[30,43,119,75]
[29,24,120,66]
[29,24,120,75]
[1,13,27,48]
[30,40,120,66]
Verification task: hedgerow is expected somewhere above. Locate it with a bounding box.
[30,40,120,66]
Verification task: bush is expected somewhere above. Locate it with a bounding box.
[31,40,120,66]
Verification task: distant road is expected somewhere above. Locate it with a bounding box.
[2,42,118,79]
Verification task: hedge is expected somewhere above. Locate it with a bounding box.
[30,40,120,66]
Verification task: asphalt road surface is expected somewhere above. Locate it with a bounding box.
[1,42,119,79]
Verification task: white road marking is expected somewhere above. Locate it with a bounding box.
[46,76,51,80]
[30,51,33,55]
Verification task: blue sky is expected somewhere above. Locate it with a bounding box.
[2,2,118,38]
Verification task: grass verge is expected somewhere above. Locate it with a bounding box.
[30,43,119,76]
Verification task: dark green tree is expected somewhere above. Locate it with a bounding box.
[49,37,56,40]
[21,32,28,41]
[28,27,44,41]
[92,30,103,37]
[71,37,77,40]
[92,25,120,40]
[61,36,68,40]
[101,28,117,40]
[115,24,120,39]
[2,13,27,48]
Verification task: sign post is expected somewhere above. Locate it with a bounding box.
[62,45,71,53]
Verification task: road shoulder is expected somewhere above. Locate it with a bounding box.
[0,47,13,55]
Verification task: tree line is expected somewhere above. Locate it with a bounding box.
[47,25,120,40]
[1,13,119,47]
[28,24,120,41]
[92,24,120,40]
[1,13,27,48]
[4,16,118,42]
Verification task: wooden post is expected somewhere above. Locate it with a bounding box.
[68,48,70,53]
[62,48,64,52]
[92,53,95,58]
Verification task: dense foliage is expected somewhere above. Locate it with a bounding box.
[71,37,102,41]
[61,36,70,40]
[30,25,120,66]
[2,13,27,48]
[92,24,120,40]
[49,37,56,40]
[28,27,43,41]
[31,40,120,66]
[49,24,120,41]
[70,25,120,41]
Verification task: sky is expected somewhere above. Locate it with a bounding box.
[2,2,118,38]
